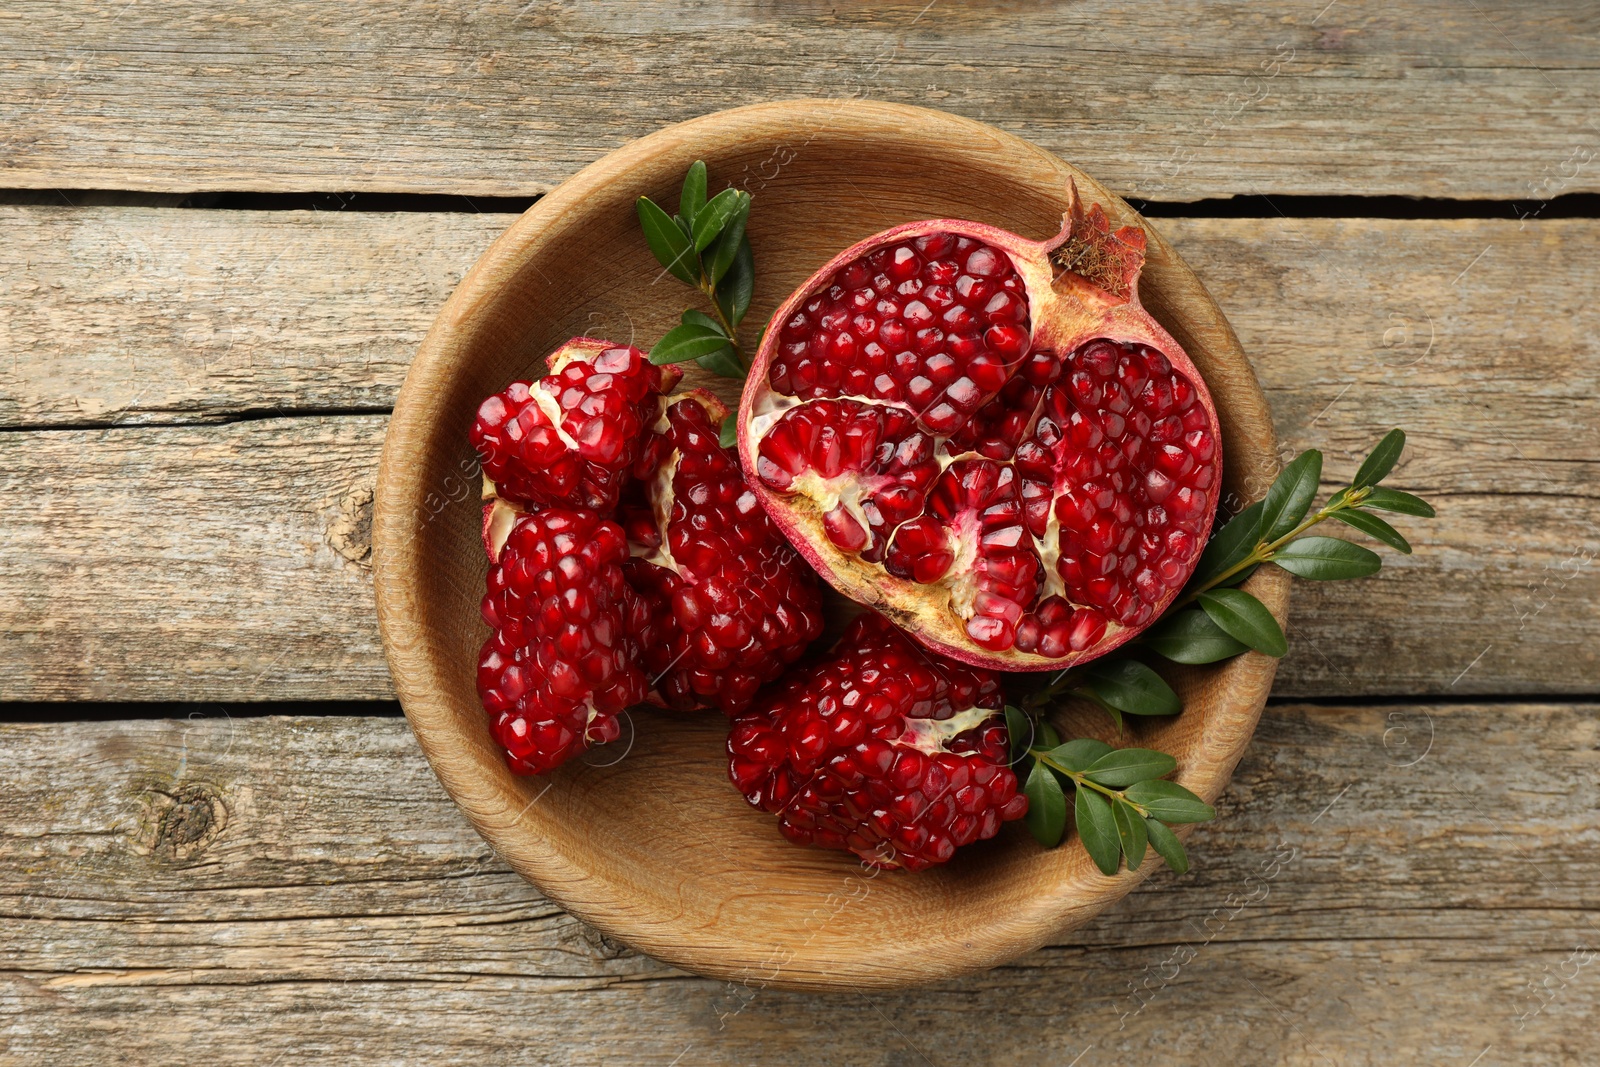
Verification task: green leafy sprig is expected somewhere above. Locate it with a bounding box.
[1007,719,1215,875]
[636,161,755,388]
[1013,429,1436,875]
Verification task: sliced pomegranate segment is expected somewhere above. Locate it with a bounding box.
[740,183,1222,670]
[477,508,650,775]
[471,337,682,512]
[621,392,824,713]
[728,611,1027,870]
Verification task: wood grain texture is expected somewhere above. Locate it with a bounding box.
[0,416,392,702]
[1,705,1594,1064]
[0,210,1592,700]
[1,2,1597,200]
[0,205,490,427]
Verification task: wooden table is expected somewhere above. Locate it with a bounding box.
[3,4,1596,1063]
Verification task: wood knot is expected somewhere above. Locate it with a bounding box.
[326,486,374,567]
[135,783,228,862]
[575,921,634,961]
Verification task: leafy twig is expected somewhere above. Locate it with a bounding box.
[1010,733,1214,875]
[636,160,756,384]
[1013,429,1436,875]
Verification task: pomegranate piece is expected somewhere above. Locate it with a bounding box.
[478,508,650,775]
[472,337,682,512]
[622,391,824,714]
[739,183,1222,670]
[729,611,1027,870]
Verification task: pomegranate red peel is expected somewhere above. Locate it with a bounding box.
[738,182,1222,672]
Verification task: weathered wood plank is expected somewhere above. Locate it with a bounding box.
[1,705,1594,1064]
[0,210,1593,698]
[1,2,1597,200]
[0,206,497,428]
[0,416,391,702]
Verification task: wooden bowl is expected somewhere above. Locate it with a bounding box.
[373,100,1288,991]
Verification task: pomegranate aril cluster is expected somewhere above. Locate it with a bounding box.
[471,341,672,512]
[471,337,826,777]
[478,508,647,775]
[767,232,1031,434]
[622,397,823,713]
[728,612,1027,871]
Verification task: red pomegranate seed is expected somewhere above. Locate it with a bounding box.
[477,508,647,775]
[471,338,680,512]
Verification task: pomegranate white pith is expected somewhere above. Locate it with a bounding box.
[738,183,1222,671]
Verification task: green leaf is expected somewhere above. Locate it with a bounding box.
[1078,658,1181,716]
[1025,762,1067,848]
[1260,450,1323,542]
[691,188,743,252]
[716,236,755,327]
[695,348,746,379]
[1125,779,1215,824]
[705,192,751,287]
[1330,509,1412,554]
[1037,719,1063,751]
[1272,535,1383,580]
[649,322,734,366]
[718,416,738,451]
[677,310,745,377]
[636,196,699,285]
[1112,799,1148,871]
[678,161,707,228]
[1144,817,1189,874]
[1362,487,1436,518]
[1197,588,1287,657]
[1044,738,1115,773]
[1084,747,1178,788]
[1191,501,1264,588]
[1074,787,1122,875]
[680,309,726,335]
[1353,428,1406,488]
[1143,609,1251,665]
[1005,706,1032,765]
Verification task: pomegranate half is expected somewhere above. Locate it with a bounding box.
[738,183,1222,671]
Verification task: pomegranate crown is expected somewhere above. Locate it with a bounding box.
[1047,178,1148,305]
